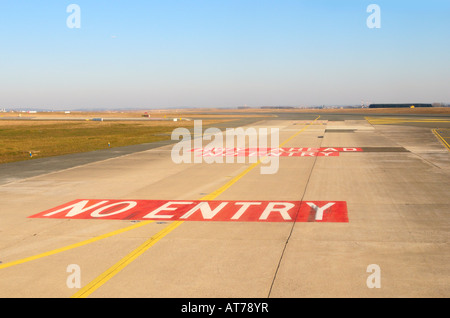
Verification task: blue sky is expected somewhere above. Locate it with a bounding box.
[0,0,449,110]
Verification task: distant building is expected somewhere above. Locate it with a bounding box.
[369,103,432,108]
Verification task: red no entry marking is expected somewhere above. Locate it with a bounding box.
[29,199,348,223]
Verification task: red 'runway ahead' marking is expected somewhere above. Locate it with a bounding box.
[29,200,348,223]
[192,148,362,157]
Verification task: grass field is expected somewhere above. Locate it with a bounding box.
[1,107,449,164]
[0,119,224,164]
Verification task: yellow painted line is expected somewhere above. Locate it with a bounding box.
[201,161,260,201]
[0,116,320,296]
[376,120,450,123]
[366,117,449,121]
[0,221,153,270]
[71,221,183,298]
[433,129,450,151]
[365,117,450,125]
[71,116,321,297]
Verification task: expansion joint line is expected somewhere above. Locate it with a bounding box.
[267,117,323,298]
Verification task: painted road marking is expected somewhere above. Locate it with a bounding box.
[365,117,450,125]
[29,199,349,223]
[202,116,321,201]
[70,116,323,297]
[433,129,450,151]
[1,117,322,296]
[0,220,153,270]
[192,147,362,157]
[71,221,184,298]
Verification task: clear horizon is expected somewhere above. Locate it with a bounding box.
[1,0,449,110]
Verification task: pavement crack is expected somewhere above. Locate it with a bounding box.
[267,129,325,298]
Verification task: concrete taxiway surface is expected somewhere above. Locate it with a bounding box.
[0,113,449,298]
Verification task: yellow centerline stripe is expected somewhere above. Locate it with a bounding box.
[372,121,450,123]
[365,117,450,125]
[71,221,183,298]
[0,220,153,270]
[71,116,320,297]
[433,129,450,151]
